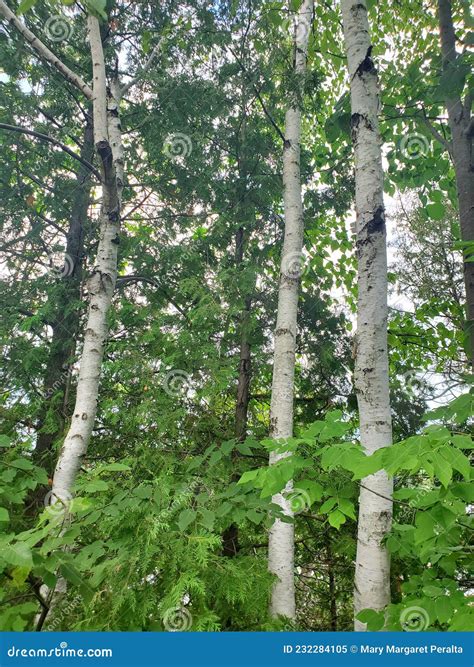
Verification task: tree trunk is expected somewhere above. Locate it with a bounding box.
[222,227,252,560]
[326,538,338,631]
[268,0,313,620]
[437,0,474,368]
[234,226,252,445]
[34,118,94,475]
[340,0,393,630]
[51,16,123,510]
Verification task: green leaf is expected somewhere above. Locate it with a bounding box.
[297,480,324,504]
[133,485,153,499]
[439,445,470,479]
[423,584,444,598]
[209,449,223,466]
[449,609,474,631]
[451,482,474,502]
[1,543,33,568]
[338,498,356,519]
[10,458,33,471]
[43,570,57,589]
[199,509,215,530]
[426,203,446,221]
[238,469,259,485]
[83,480,109,492]
[0,435,13,448]
[177,509,196,531]
[0,508,9,522]
[187,455,204,471]
[435,597,453,624]
[356,608,385,631]
[101,463,131,472]
[141,30,151,54]
[319,497,337,514]
[429,451,452,488]
[18,0,37,14]
[246,509,264,525]
[220,440,235,455]
[452,434,474,449]
[236,440,254,455]
[328,509,346,529]
[84,0,107,19]
[215,502,232,517]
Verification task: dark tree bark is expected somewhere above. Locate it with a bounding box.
[326,539,338,631]
[438,0,474,367]
[234,226,252,446]
[222,226,252,560]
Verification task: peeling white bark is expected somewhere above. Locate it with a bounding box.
[51,16,122,503]
[340,0,393,630]
[268,0,313,620]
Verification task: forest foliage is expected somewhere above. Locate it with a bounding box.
[0,0,472,633]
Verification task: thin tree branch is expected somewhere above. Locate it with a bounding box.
[121,38,166,96]
[420,107,452,156]
[226,45,286,143]
[116,275,191,323]
[0,123,101,179]
[0,0,93,100]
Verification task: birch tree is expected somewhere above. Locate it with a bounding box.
[340,0,393,629]
[50,15,123,513]
[0,1,165,521]
[268,0,314,619]
[34,118,94,475]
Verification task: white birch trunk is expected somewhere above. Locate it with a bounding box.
[268,0,313,620]
[340,0,393,630]
[51,15,121,508]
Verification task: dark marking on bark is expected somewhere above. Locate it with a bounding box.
[367,206,385,235]
[275,327,294,337]
[350,112,373,142]
[111,234,120,245]
[81,413,88,420]
[354,46,376,78]
[108,208,120,223]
